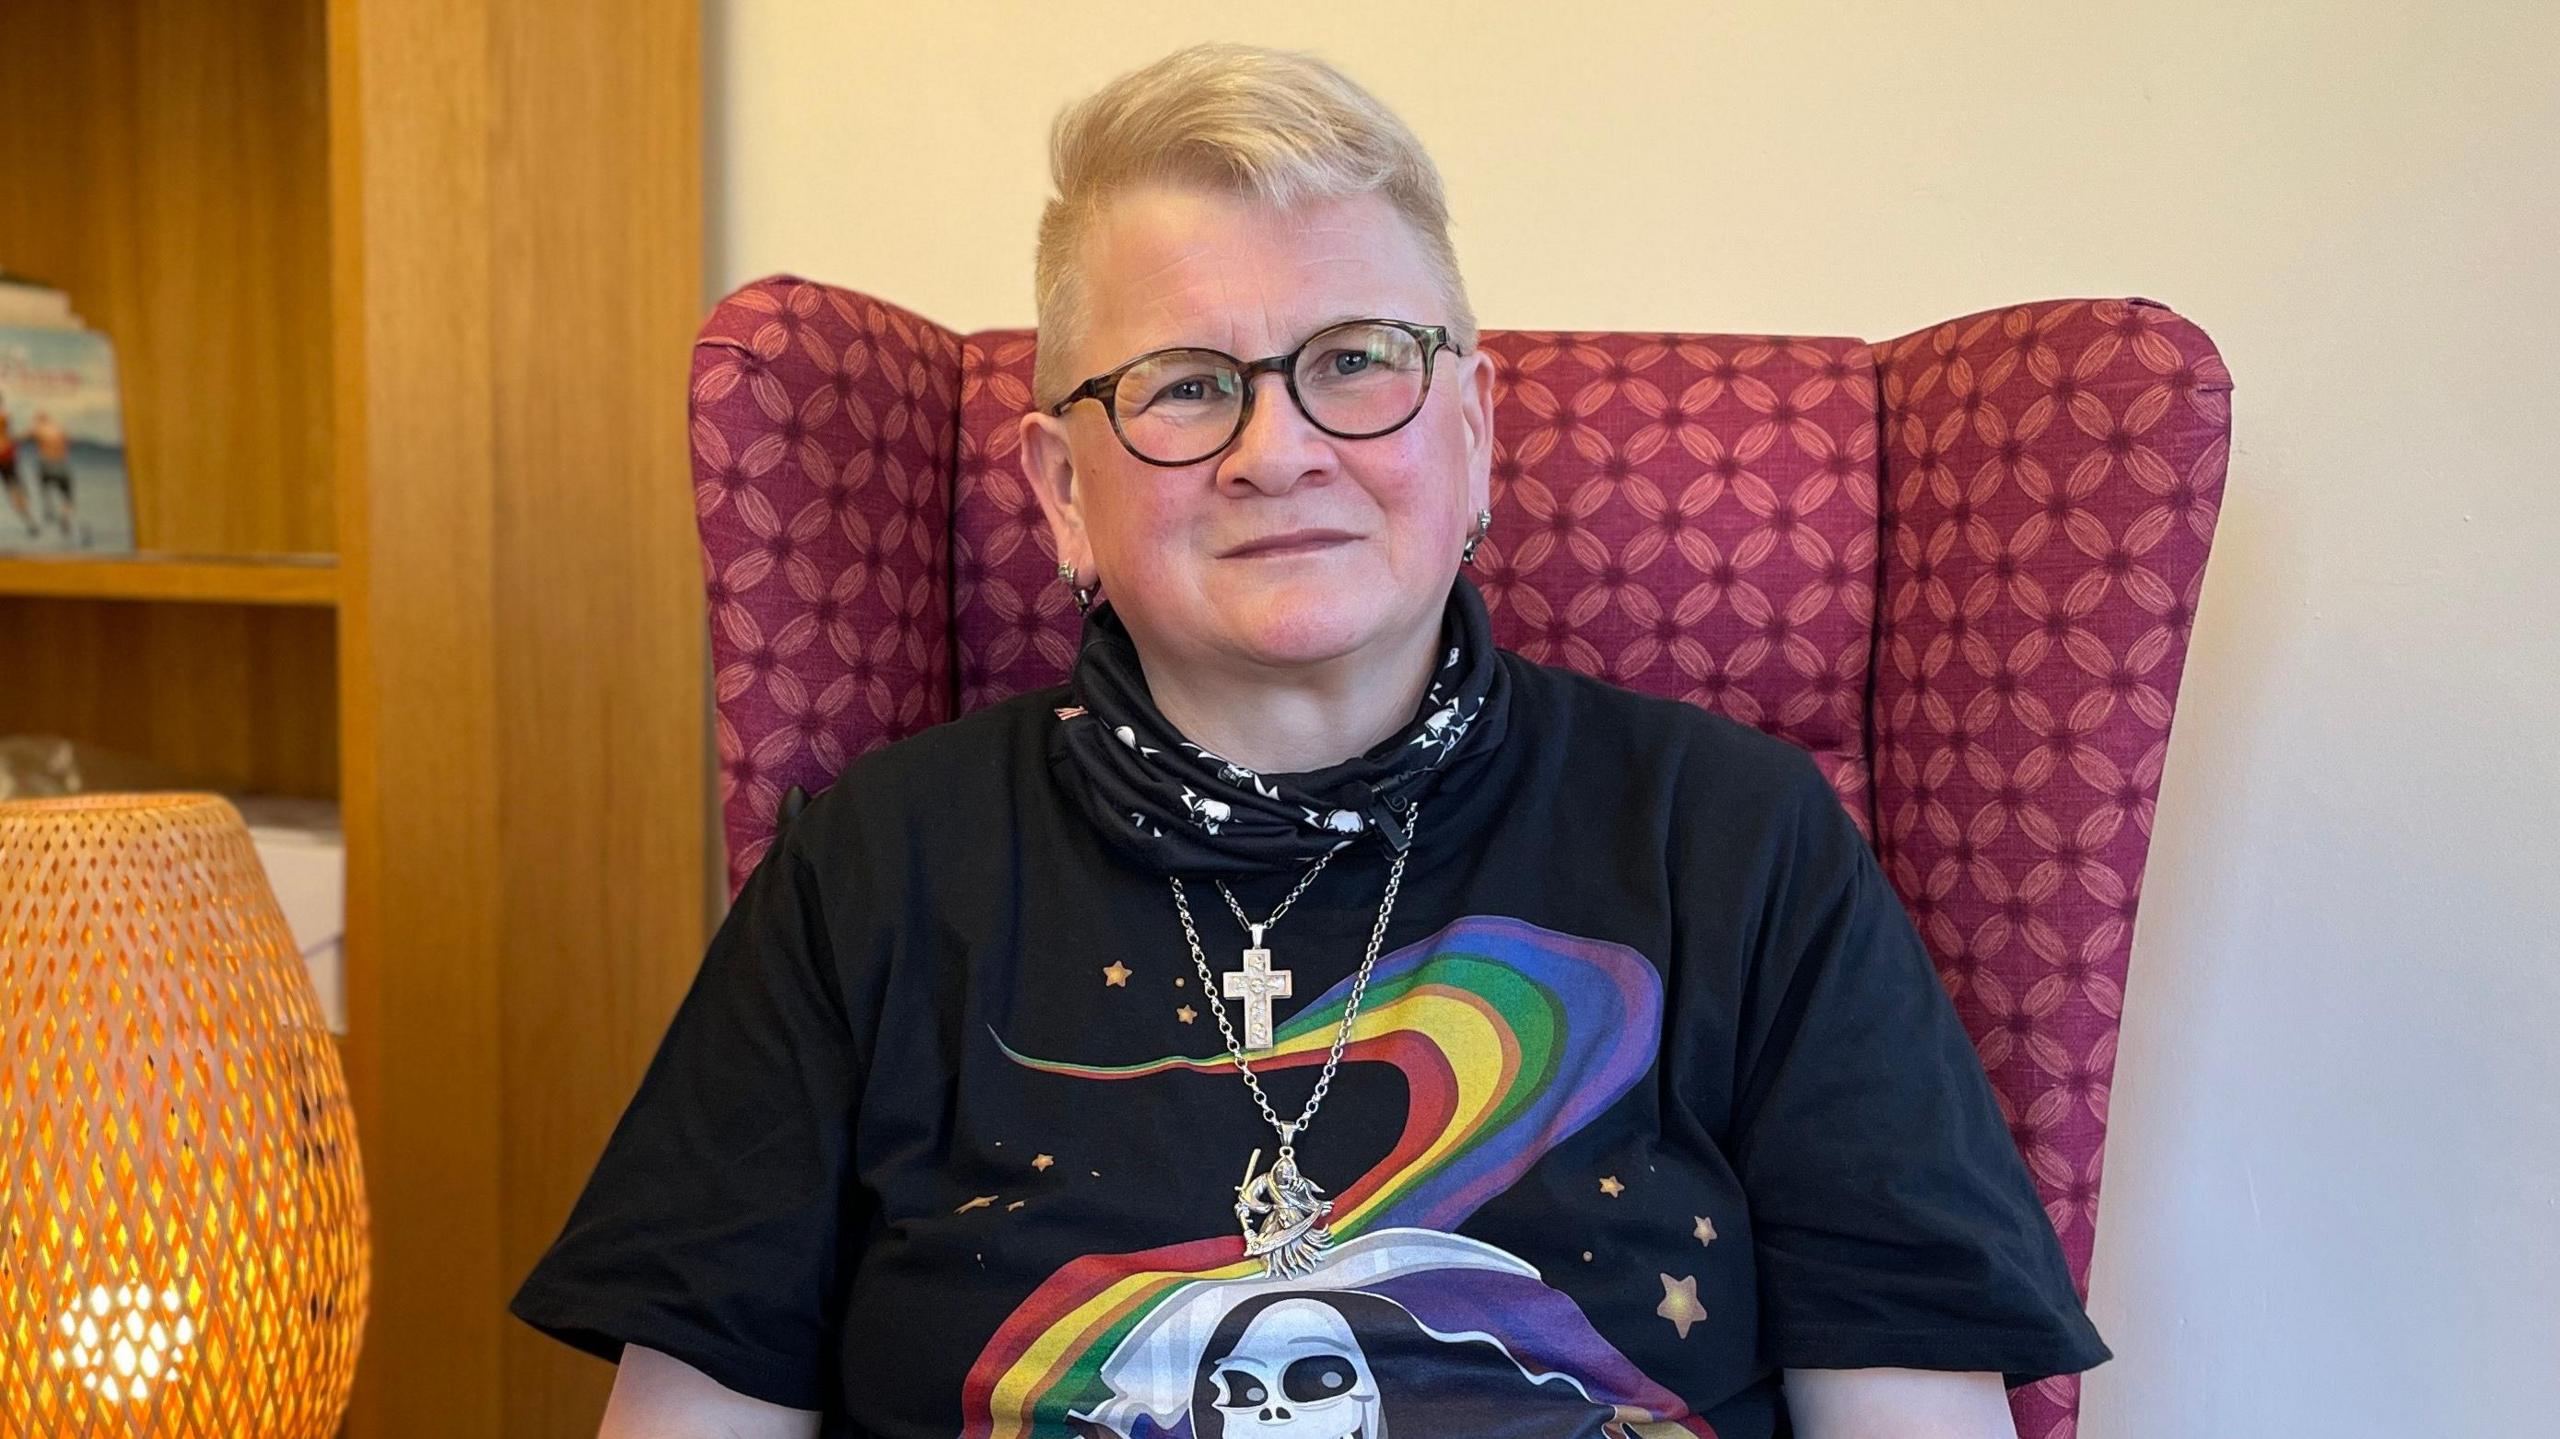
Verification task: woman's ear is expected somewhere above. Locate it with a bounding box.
[1460,349,1496,520]
[1017,409,1092,579]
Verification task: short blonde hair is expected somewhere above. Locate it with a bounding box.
[1030,42,1478,411]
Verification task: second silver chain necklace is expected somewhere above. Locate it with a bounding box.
[1168,795,1422,1279]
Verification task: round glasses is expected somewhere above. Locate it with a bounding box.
[1044,318,1461,467]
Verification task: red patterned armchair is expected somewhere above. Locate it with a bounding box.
[687,277,2231,1437]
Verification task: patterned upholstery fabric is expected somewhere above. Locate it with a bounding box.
[690,276,2232,1437]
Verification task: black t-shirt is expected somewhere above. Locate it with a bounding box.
[512,651,2108,1437]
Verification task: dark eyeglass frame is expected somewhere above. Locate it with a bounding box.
[1043,317,1462,468]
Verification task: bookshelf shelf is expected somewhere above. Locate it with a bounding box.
[0,552,339,606]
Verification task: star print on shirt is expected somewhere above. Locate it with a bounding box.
[1102,961,1131,987]
[1656,1273,1707,1338]
[1598,1175,1625,1198]
[1175,1005,1197,1024]
[1031,1154,1055,1172]
[1694,1215,1718,1246]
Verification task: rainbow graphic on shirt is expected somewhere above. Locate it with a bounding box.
[964,913,1718,1439]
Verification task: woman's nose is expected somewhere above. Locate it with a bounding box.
[1217,368,1332,492]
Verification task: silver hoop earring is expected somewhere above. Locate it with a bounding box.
[1057,561,1096,616]
[1460,508,1493,567]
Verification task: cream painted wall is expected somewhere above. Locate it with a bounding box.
[705,3,2560,1431]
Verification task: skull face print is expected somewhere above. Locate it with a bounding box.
[1203,1299,1380,1439]
[1173,1276,1624,1439]
[1298,807,1366,835]
[1180,785,1232,833]
[1408,701,1473,759]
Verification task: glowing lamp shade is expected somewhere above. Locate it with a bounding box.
[1,793,367,1436]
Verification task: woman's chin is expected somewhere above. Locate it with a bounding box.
[1207,589,1397,669]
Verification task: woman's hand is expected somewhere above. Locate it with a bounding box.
[1783,1368,2020,1439]
[597,1344,820,1439]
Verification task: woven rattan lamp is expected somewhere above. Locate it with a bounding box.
[0,793,367,1436]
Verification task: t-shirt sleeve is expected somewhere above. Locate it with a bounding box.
[508,821,868,1411]
[1727,750,2110,1387]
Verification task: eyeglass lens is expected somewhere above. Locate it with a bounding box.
[1110,321,1430,464]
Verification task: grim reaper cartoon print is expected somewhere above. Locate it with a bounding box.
[963,916,1720,1439]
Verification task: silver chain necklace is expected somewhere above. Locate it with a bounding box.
[1168,796,1421,1279]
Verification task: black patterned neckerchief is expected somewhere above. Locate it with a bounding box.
[1046,572,1511,878]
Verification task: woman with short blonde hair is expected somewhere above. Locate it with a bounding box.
[516,41,2105,1439]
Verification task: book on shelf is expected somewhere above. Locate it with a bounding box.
[0,280,134,555]
[0,270,80,330]
[233,793,349,1035]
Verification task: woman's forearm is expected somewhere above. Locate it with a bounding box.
[597,1344,820,1439]
[1783,1367,2021,1439]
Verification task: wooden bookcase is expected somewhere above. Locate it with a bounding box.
[2,2,710,1434]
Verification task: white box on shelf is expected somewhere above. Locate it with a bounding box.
[229,793,346,1034]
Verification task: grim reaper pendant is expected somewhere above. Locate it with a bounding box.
[1236,1127,1335,1279]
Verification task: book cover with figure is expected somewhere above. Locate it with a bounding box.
[0,325,133,554]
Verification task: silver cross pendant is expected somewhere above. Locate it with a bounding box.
[1221,923,1295,1052]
